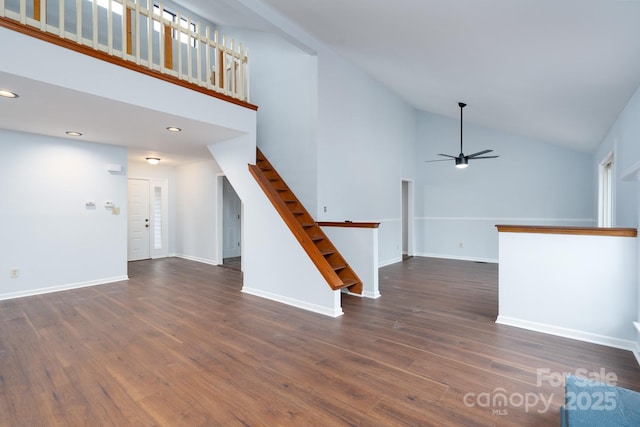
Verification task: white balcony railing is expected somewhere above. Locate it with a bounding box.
[0,0,249,102]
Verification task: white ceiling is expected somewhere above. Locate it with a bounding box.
[3,0,640,162]
[0,72,242,166]
[188,0,640,152]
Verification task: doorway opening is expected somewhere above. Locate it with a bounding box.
[598,151,614,227]
[219,175,242,271]
[401,179,414,260]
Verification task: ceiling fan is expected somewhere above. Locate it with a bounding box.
[426,102,499,169]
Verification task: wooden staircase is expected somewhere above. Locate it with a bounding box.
[248,149,363,295]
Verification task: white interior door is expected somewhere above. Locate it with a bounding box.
[128,178,150,261]
[223,176,241,258]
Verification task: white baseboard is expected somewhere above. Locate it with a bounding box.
[496,315,636,353]
[341,289,381,299]
[362,290,381,299]
[379,256,403,267]
[0,275,129,301]
[633,341,640,367]
[242,287,343,318]
[416,252,498,264]
[173,254,220,266]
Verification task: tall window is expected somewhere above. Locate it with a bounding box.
[598,152,614,227]
[153,4,197,47]
[153,186,163,250]
[93,0,123,15]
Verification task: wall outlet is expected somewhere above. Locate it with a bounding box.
[10,268,19,278]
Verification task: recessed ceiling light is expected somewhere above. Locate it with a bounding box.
[0,90,19,98]
[65,131,83,136]
[146,157,161,165]
[166,126,181,132]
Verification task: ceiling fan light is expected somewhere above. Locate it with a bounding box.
[455,157,469,168]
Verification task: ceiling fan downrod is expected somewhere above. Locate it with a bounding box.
[459,102,466,156]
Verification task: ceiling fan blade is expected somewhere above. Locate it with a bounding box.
[467,149,493,158]
[425,159,453,163]
[437,153,457,158]
[470,155,499,159]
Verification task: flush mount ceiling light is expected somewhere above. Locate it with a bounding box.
[146,157,161,165]
[166,126,181,132]
[65,131,83,136]
[0,90,19,98]
[425,102,499,168]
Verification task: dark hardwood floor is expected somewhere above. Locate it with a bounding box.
[1,257,638,426]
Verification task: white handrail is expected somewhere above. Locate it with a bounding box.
[1,0,250,102]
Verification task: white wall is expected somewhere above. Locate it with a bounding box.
[209,135,342,317]
[223,28,320,216]
[222,24,418,267]
[0,20,256,300]
[497,231,637,349]
[416,112,595,262]
[593,84,640,362]
[595,85,640,228]
[315,49,418,267]
[0,130,128,299]
[174,160,224,264]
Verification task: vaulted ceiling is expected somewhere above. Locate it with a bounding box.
[3,0,640,162]
[186,0,640,152]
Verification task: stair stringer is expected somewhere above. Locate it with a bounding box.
[207,135,343,317]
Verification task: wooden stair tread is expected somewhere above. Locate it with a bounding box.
[340,278,359,288]
[331,262,347,271]
[251,148,363,295]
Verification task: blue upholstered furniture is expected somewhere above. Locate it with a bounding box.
[561,374,640,426]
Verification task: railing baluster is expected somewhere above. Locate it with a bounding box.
[158,2,164,72]
[221,34,226,95]
[147,3,153,70]
[122,1,128,58]
[58,0,63,37]
[1,0,249,102]
[177,11,183,79]
[238,42,244,100]
[246,48,250,102]
[186,15,192,83]
[91,0,97,48]
[107,0,113,54]
[74,0,82,44]
[214,30,220,91]
[230,38,236,98]
[40,0,46,30]
[18,0,25,24]
[205,27,211,88]
[135,0,141,64]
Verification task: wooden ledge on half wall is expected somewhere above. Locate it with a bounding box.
[495,224,637,238]
[317,221,380,228]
